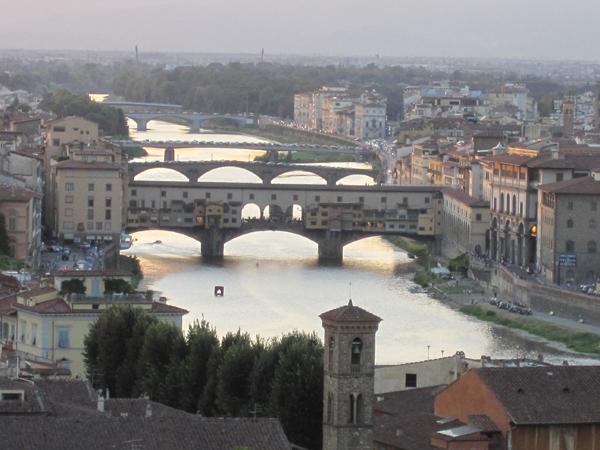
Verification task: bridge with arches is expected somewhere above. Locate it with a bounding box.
[128,160,380,186]
[127,112,255,132]
[126,181,444,261]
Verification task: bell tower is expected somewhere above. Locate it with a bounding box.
[320,300,381,450]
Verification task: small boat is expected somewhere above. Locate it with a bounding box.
[214,286,224,297]
[153,240,163,245]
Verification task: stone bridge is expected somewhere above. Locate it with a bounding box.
[127,112,255,132]
[126,181,444,261]
[128,161,380,186]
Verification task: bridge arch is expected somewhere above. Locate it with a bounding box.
[336,174,376,186]
[198,167,263,184]
[241,203,262,220]
[285,204,303,221]
[133,168,190,182]
[271,170,327,185]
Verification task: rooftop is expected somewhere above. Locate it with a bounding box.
[477,366,600,425]
[443,187,489,208]
[320,299,382,324]
[54,160,121,171]
[538,175,600,195]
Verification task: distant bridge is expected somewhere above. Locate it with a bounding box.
[102,101,184,113]
[126,181,444,261]
[128,160,380,186]
[127,112,256,133]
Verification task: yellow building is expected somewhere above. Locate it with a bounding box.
[44,117,100,230]
[54,159,124,243]
[0,288,187,378]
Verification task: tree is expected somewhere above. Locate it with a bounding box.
[270,332,324,450]
[103,278,133,294]
[60,279,86,295]
[84,307,157,396]
[180,320,219,413]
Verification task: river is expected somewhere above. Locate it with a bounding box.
[122,119,600,365]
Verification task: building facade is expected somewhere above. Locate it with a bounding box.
[537,171,600,285]
[54,159,124,243]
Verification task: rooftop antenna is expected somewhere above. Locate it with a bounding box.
[135,45,139,64]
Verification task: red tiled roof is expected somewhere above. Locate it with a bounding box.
[55,160,121,171]
[443,188,489,208]
[15,298,72,314]
[477,366,600,425]
[0,184,42,202]
[151,302,189,314]
[488,154,533,165]
[0,294,17,314]
[320,300,382,323]
[19,286,57,298]
[526,155,600,169]
[538,176,600,195]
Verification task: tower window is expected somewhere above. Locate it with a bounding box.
[349,393,363,425]
[328,336,335,371]
[351,338,362,367]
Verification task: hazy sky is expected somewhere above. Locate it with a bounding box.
[1,0,599,60]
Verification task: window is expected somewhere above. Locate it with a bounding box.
[271,194,277,200]
[65,208,73,217]
[65,182,74,191]
[88,197,94,207]
[183,191,188,199]
[87,221,94,230]
[53,126,65,132]
[31,323,37,346]
[87,209,94,220]
[105,222,111,231]
[293,195,299,201]
[205,192,211,199]
[588,241,597,253]
[65,195,73,204]
[405,373,417,388]
[57,327,70,348]
[20,320,26,343]
[161,191,166,197]
[556,173,564,182]
[592,201,598,212]
[349,393,363,425]
[105,183,112,191]
[315,196,320,202]
[566,218,574,228]
[337,196,343,202]
[359,196,364,203]
[351,338,362,367]
[105,197,111,208]
[52,138,60,146]
[227,193,233,200]
[63,221,74,230]
[88,183,94,191]
[425,197,430,204]
[131,189,137,197]
[8,218,15,232]
[249,193,255,200]
[566,240,575,252]
[568,201,573,210]
[475,213,482,221]
[96,222,102,231]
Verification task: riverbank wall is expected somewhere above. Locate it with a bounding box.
[482,264,600,325]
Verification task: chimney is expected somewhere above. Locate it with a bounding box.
[97,390,105,413]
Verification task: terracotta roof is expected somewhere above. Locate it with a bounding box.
[15,298,72,314]
[55,160,121,171]
[488,154,533,165]
[538,176,600,195]
[0,184,42,202]
[320,300,382,323]
[151,301,189,315]
[526,155,600,169]
[443,188,489,208]
[0,378,291,450]
[373,386,455,450]
[0,293,17,314]
[477,366,600,425]
[19,286,57,297]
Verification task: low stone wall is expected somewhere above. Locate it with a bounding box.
[490,266,600,325]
